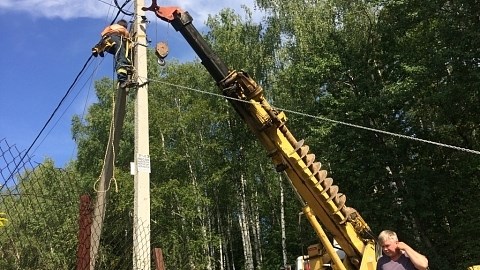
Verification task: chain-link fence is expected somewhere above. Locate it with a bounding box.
[0,138,158,270]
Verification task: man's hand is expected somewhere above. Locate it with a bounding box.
[397,241,428,270]
[92,42,104,57]
[396,241,409,251]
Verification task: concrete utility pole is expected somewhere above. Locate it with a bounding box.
[133,0,151,269]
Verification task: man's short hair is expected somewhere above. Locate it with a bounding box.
[117,19,128,28]
[378,230,398,244]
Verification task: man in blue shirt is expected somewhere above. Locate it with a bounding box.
[377,230,429,270]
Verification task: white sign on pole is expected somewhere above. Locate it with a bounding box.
[137,154,151,173]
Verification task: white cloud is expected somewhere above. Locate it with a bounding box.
[159,0,257,22]
[0,0,258,22]
[0,0,105,19]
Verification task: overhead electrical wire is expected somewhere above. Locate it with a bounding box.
[101,0,116,24]
[95,0,118,9]
[5,0,136,186]
[111,0,134,24]
[32,58,106,156]
[3,55,95,186]
[94,0,133,25]
[143,77,480,156]
[114,0,134,16]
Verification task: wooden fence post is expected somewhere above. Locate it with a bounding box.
[76,194,92,270]
[153,248,165,270]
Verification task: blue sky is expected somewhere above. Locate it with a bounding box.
[0,0,257,168]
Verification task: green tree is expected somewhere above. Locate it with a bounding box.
[255,0,480,268]
[0,160,84,269]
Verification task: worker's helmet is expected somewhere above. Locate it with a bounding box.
[117,19,128,28]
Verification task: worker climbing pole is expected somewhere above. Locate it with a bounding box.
[92,19,137,89]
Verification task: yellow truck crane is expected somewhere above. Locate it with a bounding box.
[143,1,377,269]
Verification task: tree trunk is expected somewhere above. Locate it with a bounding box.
[280,175,288,268]
[252,189,263,269]
[239,173,254,270]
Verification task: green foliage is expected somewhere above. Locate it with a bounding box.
[258,0,480,269]
[4,1,479,269]
[0,160,85,269]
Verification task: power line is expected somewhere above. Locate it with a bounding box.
[114,0,134,16]
[4,55,94,186]
[32,58,105,156]
[95,0,118,9]
[99,0,117,25]
[5,0,136,186]
[110,0,134,25]
[145,77,480,156]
